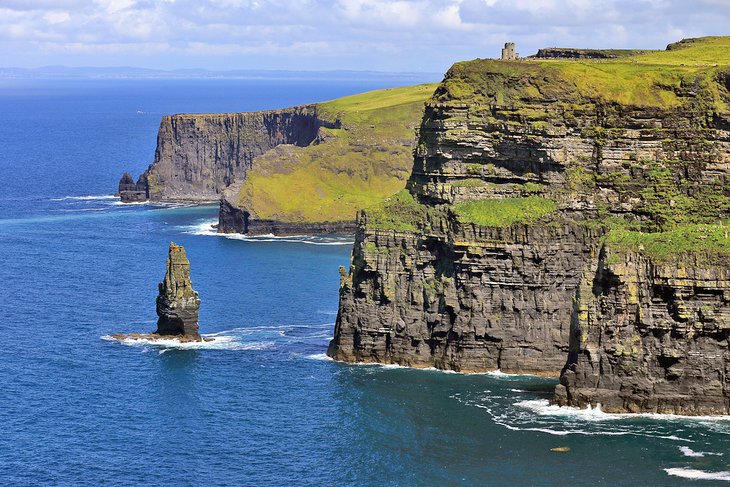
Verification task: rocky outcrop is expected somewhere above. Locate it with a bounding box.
[155,242,201,339]
[118,172,148,202]
[554,248,730,415]
[328,38,730,412]
[217,198,356,236]
[110,242,204,344]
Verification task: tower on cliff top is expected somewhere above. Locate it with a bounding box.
[501,42,518,60]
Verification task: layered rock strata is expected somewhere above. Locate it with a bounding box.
[329,215,603,373]
[328,37,730,413]
[123,106,327,202]
[155,242,202,339]
[554,248,730,415]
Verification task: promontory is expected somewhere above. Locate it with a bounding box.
[327,36,730,415]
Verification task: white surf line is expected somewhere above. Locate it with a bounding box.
[664,468,730,482]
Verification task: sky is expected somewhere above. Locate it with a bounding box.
[0,0,728,73]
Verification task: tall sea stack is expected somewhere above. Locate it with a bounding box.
[155,242,201,339]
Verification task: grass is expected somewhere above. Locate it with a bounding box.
[453,196,557,227]
[235,84,437,223]
[319,83,437,125]
[606,222,730,262]
[364,189,430,232]
[434,36,730,112]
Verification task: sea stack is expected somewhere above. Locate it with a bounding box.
[118,171,148,202]
[155,242,201,340]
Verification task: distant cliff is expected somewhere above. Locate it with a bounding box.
[137,106,325,202]
[120,84,436,234]
[328,36,730,414]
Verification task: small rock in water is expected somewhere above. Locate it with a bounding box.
[550,447,571,453]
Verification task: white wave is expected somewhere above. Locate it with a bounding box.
[110,200,149,206]
[306,353,334,361]
[517,399,730,422]
[664,468,730,481]
[61,207,109,212]
[181,219,219,236]
[679,446,724,458]
[50,194,117,201]
[101,334,274,351]
[181,222,353,245]
[486,370,547,379]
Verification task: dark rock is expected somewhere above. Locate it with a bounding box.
[327,51,730,412]
[118,172,149,203]
[217,197,356,236]
[155,242,201,339]
[554,249,730,415]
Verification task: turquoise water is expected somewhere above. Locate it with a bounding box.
[0,78,728,486]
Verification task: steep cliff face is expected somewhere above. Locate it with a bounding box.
[328,36,730,408]
[329,212,603,373]
[119,84,436,235]
[144,106,324,201]
[554,247,730,415]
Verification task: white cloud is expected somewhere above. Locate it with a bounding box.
[0,0,727,71]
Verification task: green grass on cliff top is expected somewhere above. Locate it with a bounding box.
[454,196,557,227]
[236,84,437,223]
[606,222,730,263]
[364,189,429,232]
[436,36,730,110]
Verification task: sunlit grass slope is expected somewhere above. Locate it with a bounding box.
[436,36,730,111]
[235,83,437,223]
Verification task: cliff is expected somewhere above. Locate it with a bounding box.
[328,36,730,413]
[120,84,436,235]
[142,106,324,202]
[217,84,436,234]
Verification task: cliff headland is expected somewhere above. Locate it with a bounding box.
[327,36,730,415]
[119,84,436,235]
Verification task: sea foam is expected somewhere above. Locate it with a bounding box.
[664,468,730,481]
[181,219,353,245]
[102,334,273,351]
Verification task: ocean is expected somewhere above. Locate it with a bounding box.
[0,77,728,486]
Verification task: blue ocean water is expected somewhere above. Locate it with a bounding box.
[0,77,729,486]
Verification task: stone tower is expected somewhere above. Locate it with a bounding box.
[501,42,518,60]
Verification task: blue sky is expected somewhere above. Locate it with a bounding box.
[1,0,728,73]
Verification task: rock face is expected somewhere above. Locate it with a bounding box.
[118,172,148,202]
[328,37,730,412]
[135,106,326,202]
[155,242,201,339]
[329,212,603,374]
[554,249,730,415]
[218,198,357,236]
